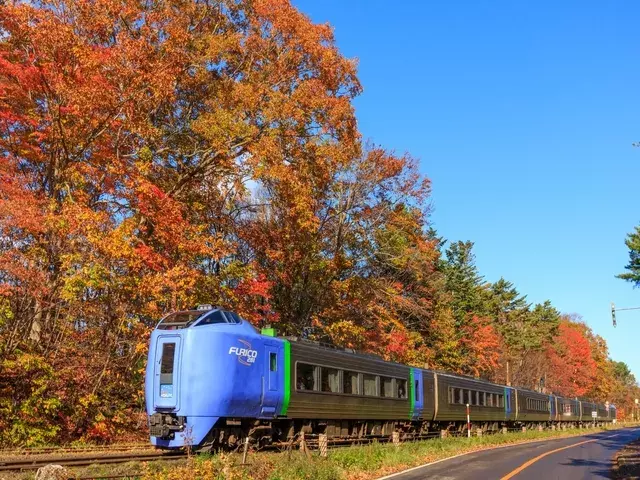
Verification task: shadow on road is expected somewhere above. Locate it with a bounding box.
[559,457,611,479]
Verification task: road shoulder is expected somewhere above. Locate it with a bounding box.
[612,438,640,479]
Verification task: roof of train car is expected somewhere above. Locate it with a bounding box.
[286,337,515,390]
[284,336,612,407]
[284,336,407,367]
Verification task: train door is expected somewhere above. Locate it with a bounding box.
[578,401,583,422]
[261,343,282,417]
[153,335,182,410]
[423,371,436,420]
[505,387,512,421]
[411,368,423,420]
[549,395,555,421]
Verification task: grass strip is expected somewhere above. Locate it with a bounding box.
[135,424,635,480]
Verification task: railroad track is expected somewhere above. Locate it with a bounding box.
[0,425,611,474]
[0,443,152,457]
[0,432,486,473]
[0,451,186,472]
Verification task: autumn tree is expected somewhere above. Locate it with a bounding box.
[244,144,441,366]
[546,318,597,398]
[0,0,362,445]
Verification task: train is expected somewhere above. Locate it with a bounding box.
[145,306,615,449]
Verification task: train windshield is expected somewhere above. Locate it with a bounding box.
[157,311,206,330]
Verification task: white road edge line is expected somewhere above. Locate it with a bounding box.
[376,430,631,480]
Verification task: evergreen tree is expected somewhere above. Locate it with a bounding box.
[442,241,489,325]
[617,225,640,287]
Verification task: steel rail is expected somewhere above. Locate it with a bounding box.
[0,451,186,472]
[0,443,151,456]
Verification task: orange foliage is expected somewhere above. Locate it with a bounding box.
[546,320,597,398]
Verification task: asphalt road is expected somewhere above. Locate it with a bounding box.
[383,427,640,480]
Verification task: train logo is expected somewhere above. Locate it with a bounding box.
[228,339,258,366]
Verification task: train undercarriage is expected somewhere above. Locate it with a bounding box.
[151,414,609,451]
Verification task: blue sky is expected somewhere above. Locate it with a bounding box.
[294,0,640,380]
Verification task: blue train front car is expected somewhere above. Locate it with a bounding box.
[145,307,287,449]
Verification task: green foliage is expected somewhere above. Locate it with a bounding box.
[613,361,637,387]
[442,240,489,324]
[0,352,61,446]
[617,225,640,286]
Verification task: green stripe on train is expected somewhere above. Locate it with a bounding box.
[409,368,415,419]
[280,340,291,416]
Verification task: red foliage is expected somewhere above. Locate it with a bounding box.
[460,315,503,378]
[546,321,597,398]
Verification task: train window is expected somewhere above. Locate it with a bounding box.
[296,363,318,391]
[396,379,407,399]
[158,311,205,329]
[159,342,175,397]
[195,310,229,327]
[479,392,486,406]
[381,377,394,398]
[414,380,419,401]
[499,395,504,408]
[455,388,463,404]
[473,391,479,406]
[343,371,360,395]
[363,374,378,396]
[225,311,243,324]
[321,367,340,393]
[270,353,277,372]
[160,343,175,375]
[526,399,549,412]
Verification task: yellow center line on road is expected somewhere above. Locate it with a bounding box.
[500,433,621,480]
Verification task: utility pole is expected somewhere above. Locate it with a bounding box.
[610,302,640,327]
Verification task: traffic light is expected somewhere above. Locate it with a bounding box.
[611,302,616,327]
